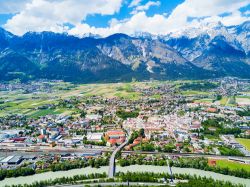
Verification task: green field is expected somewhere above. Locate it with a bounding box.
[0,82,145,117]
[215,159,250,172]
[194,98,214,103]
[151,94,161,99]
[220,97,228,105]
[0,80,238,118]
[220,97,236,106]
[236,138,250,151]
[181,90,212,95]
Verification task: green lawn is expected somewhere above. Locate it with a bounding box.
[227,96,236,106]
[205,134,220,140]
[215,159,250,172]
[28,109,62,118]
[114,91,141,100]
[194,99,213,103]
[236,138,250,151]
[219,97,237,106]
[150,94,161,99]
[220,97,228,105]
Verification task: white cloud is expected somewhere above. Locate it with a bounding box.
[244,10,250,16]
[201,11,249,26]
[165,0,249,29]
[0,0,31,14]
[69,0,249,37]
[128,0,142,8]
[2,0,250,36]
[4,0,123,35]
[131,1,160,15]
[69,12,170,37]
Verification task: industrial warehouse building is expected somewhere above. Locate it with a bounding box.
[0,156,23,166]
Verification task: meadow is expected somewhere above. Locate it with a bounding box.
[0,81,146,118]
[214,159,250,172]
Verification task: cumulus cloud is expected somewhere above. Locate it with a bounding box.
[129,0,142,8]
[0,0,31,14]
[165,0,249,30]
[244,10,250,16]
[201,11,249,26]
[68,12,170,37]
[2,0,250,36]
[130,1,161,15]
[69,0,249,37]
[4,0,122,35]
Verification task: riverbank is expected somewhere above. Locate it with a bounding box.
[0,165,249,187]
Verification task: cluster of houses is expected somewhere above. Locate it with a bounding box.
[0,78,250,169]
[221,135,250,156]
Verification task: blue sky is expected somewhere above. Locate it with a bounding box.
[84,0,184,27]
[0,0,249,36]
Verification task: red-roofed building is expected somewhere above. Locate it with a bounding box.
[37,135,46,143]
[207,107,217,113]
[105,130,126,146]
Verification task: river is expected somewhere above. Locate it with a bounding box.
[0,165,249,186]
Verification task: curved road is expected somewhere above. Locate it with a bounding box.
[108,139,129,178]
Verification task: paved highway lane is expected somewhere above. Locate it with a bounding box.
[108,139,129,178]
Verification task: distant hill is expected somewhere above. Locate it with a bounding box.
[0,21,249,82]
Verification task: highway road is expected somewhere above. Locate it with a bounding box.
[0,146,112,154]
[1,146,249,162]
[108,139,129,178]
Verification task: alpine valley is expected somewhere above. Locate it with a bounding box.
[0,21,249,83]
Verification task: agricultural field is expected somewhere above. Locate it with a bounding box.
[194,98,214,104]
[0,81,145,118]
[181,90,212,96]
[236,96,250,106]
[220,97,228,105]
[63,82,143,99]
[220,97,236,106]
[0,79,248,118]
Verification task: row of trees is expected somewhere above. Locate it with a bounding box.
[0,167,35,180]
[5,173,107,187]
[117,172,243,187]
[118,157,250,179]
[83,135,107,146]
[50,158,109,172]
[237,109,250,117]
[201,119,242,137]
[5,171,243,187]
[116,109,139,120]
[128,129,145,144]
[170,157,250,179]
[0,157,109,181]
[218,146,244,156]
[179,82,218,91]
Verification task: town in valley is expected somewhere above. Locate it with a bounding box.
[0,78,249,186]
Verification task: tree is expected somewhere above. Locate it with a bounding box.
[80,111,87,118]
[139,128,145,138]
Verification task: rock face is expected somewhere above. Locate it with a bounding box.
[163,21,250,78]
[0,21,249,82]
